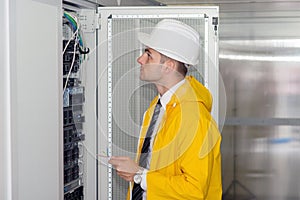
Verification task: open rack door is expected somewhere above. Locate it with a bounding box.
[96,6,219,200]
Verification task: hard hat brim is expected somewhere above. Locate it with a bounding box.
[137,32,154,51]
[138,32,179,62]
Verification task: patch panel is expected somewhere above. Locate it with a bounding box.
[63,78,80,88]
[63,62,80,76]
[64,141,78,154]
[64,186,84,200]
[63,40,79,52]
[63,87,85,107]
[64,164,80,184]
[63,105,85,126]
[64,52,79,63]
[63,125,85,148]
[64,146,79,169]
[64,178,82,194]
[63,11,86,200]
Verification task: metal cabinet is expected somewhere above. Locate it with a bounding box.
[1,1,219,199]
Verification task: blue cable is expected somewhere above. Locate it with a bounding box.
[64,12,83,47]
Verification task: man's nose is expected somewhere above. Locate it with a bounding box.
[137,53,146,65]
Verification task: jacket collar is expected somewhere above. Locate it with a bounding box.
[159,79,185,110]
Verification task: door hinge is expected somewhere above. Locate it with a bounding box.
[212,17,218,32]
[212,17,218,36]
[95,12,100,30]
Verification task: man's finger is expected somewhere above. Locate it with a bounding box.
[110,156,130,161]
[108,159,122,167]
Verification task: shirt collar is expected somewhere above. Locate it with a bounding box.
[158,79,185,110]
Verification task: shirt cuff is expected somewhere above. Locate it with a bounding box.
[140,169,148,191]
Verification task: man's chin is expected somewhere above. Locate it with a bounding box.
[139,75,143,81]
[139,74,146,81]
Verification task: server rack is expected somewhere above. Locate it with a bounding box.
[3,0,219,199]
[61,5,219,200]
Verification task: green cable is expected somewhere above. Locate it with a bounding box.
[64,12,83,47]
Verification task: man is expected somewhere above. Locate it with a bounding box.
[109,19,222,200]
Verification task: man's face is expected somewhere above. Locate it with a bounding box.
[137,48,164,82]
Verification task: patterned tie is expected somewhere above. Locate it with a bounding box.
[132,99,162,200]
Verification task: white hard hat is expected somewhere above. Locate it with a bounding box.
[138,19,200,66]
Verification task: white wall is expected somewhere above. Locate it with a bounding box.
[1,0,63,199]
[0,0,13,199]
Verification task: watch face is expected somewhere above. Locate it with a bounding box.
[134,174,142,184]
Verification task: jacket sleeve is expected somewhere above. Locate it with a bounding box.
[145,106,222,199]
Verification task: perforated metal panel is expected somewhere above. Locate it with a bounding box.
[97,7,219,200]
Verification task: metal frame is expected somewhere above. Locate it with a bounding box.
[63,0,100,10]
[98,6,219,200]
[106,12,210,200]
[107,17,113,200]
[225,117,300,126]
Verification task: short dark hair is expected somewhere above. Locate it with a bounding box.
[160,54,187,76]
[176,61,187,76]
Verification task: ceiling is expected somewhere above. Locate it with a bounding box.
[97,0,300,9]
[95,0,300,39]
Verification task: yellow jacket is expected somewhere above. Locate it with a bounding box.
[130,76,222,200]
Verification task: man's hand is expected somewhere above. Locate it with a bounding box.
[108,156,140,182]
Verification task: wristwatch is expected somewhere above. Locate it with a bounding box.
[133,168,145,184]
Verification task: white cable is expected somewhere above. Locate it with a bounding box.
[63,35,78,93]
[67,11,78,24]
[64,11,79,25]
[63,12,80,55]
[63,28,78,55]
[63,11,82,93]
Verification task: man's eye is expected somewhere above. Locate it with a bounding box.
[146,52,152,58]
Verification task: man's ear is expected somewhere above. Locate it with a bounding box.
[163,59,176,72]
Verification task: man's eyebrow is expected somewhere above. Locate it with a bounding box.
[144,48,151,53]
